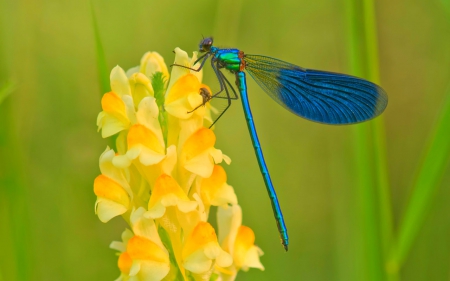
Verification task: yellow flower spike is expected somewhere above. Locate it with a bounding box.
[182,222,232,274]
[129,72,155,108]
[96,49,262,281]
[146,174,198,219]
[200,165,238,208]
[139,51,170,80]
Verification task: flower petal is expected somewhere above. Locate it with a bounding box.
[140,51,170,80]
[129,73,154,108]
[94,198,128,223]
[183,248,213,274]
[118,252,133,275]
[136,260,170,281]
[184,152,214,178]
[111,66,131,97]
[94,175,130,206]
[127,236,169,263]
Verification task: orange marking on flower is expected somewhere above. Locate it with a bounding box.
[236,226,255,250]
[233,226,255,267]
[127,236,169,263]
[201,165,227,200]
[183,128,216,159]
[183,222,217,258]
[94,175,129,207]
[127,124,164,154]
[166,74,200,104]
[101,92,126,115]
[149,174,188,207]
[118,252,132,274]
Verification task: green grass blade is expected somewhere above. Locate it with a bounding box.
[90,0,109,94]
[391,85,450,267]
[0,93,31,281]
[346,0,393,280]
[361,1,396,279]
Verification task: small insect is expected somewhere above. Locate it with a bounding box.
[175,37,388,251]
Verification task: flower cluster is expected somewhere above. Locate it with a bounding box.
[94,49,264,281]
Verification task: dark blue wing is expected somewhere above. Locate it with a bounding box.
[244,55,388,124]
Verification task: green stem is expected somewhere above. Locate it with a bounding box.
[0,93,31,281]
[391,85,450,268]
[361,1,396,280]
[90,0,109,95]
[346,0,393,280]
[0,4,31,279]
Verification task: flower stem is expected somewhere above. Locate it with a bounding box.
[390,84,450,268]
[346,0,394,280]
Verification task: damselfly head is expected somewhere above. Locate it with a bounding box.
[199,37,213,53]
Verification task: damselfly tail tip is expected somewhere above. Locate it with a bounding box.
[283,243,288,252]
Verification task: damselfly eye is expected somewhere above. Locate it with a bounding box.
[199,37,213,52]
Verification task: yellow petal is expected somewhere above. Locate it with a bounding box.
[182,247,214,274]
[127,236,169,264]
[140,51,170,80]
[98,112,129,138]
[165,74,200,104]
[234,226,256,268]
[217,205,242,251]
[110,66,131,97]
[240,246,264,271]
[101,92,129,123]
[118,252,132,274]
[135,97,164,147]
[184,152,214,178]
[94,175,130,207]
[94,197,128,223]
[127,124,164,154]
[166,48,201,95]
[183,128,215,159]
[201,165,226,201]
[183,222,218,258]
[129,72,154,107]
[134,260,170,281]
[148,174,189,208]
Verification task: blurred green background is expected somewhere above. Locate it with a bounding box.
[1,0,450,280]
